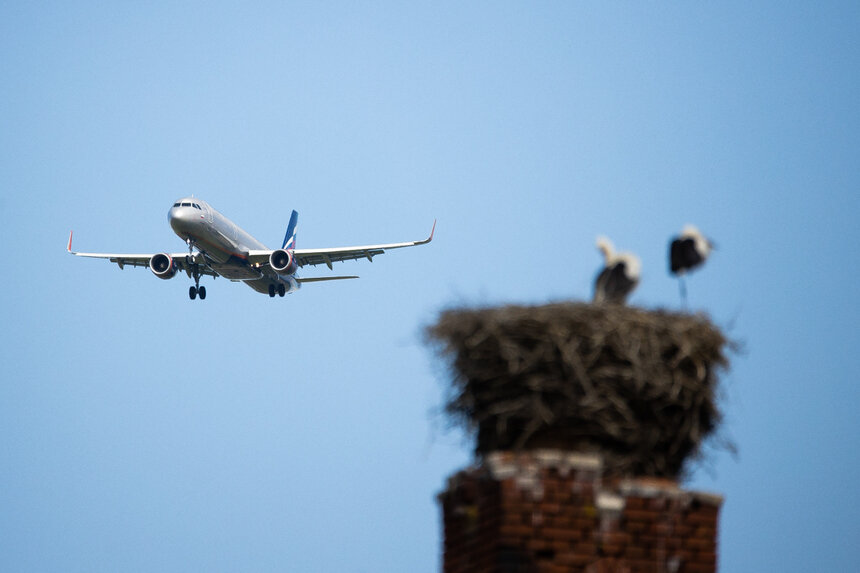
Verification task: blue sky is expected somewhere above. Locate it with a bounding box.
[1,2,858,571]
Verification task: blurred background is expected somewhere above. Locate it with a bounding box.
[1,3,857,571]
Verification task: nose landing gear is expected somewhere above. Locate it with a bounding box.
[187,246,206,301]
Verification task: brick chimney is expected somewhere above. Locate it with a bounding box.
[439,451,721,572]
[427,303,730,573]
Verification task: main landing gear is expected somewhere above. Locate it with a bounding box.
[188,266,206,300]
[268,283,286,298]
[189,285,206,300]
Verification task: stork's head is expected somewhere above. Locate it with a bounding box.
[596,236,615,261]
[681,224,702,238]
[681,224,713,256]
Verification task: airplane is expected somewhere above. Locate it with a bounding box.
[68,197,435,300]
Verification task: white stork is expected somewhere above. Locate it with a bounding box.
[669,224,713,306]
[593,236,641,305]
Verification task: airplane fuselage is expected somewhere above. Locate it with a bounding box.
[169,197,299,294]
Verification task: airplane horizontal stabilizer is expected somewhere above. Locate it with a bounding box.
[296,276,359,283]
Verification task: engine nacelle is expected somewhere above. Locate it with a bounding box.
[149,253,178,280]
[269,249,298,275]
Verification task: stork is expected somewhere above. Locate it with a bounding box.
[669,224,713,306]
[593,236,641,305]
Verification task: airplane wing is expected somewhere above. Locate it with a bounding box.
[246,220,436,270]
[66,231,218,277]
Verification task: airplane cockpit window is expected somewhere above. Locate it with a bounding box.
[181,202,191,207]
[173,203,181,207]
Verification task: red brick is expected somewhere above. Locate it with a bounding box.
[603,531,631,546]
[536,564,568,573]
[542,526,583,542]
[690,504,719,517]
[626,520,648,534]
[624,545,647,559]
[572,541,598,555]
[499,524,532,538]
[685,537,715,551]
[526,538,551,552]
[625,557,657,571]
[624,509,660,522]
[624,496,646,510]
[598,542,624,557]
[690,526,716,539]
[539,502,562,514]
[685,512,718,526]
[647,497,670,511]
[693,551,717,566]
[548,514,575,528]
[573,517,598,529]
[683,565,716,573]
[591,557,625,573]
[499,480,522,497]
[556,550,593,566]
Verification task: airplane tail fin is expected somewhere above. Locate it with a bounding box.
[282,210,298,250]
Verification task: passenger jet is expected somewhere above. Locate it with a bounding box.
[68,198,435,300]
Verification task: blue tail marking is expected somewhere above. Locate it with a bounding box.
[282,210,299,250]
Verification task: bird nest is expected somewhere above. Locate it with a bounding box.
[426,302,733,479]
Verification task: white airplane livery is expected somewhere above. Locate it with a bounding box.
[68,197,435,300]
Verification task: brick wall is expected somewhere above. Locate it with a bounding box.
[439,451,721,573]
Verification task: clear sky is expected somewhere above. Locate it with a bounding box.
[1,2,858,572]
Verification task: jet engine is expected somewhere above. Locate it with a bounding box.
[149,253,178,280]
[269,249,298,275]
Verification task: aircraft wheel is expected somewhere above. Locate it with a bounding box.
[189,286,198,300]
[268,284,276,298]
[278,284,286,297]
[198,286,206,300]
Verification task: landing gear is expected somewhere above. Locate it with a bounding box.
[188,256,207,301]
[268,283,287,298]
[189,285,207,300]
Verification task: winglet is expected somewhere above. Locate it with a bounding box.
[417,219,436,245]
[67,230,74,253]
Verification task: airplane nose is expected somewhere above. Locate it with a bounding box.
[169,207,194,233]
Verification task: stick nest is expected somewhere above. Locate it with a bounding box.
[426,303,732,479]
